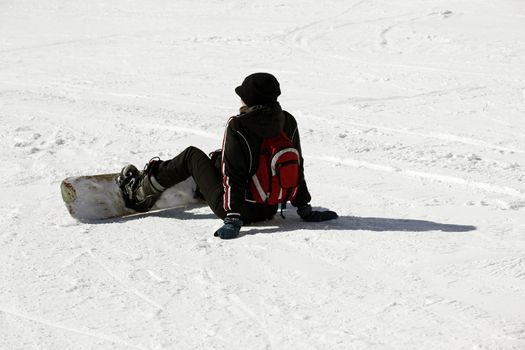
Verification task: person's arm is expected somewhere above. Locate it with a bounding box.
[221,119,251,217]
[284,112,311,208]
[215,118,251,239]
[289,121,312,208]
[286,113,338,222]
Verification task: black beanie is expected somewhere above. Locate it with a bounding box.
[235,73,281,107]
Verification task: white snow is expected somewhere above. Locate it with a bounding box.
[1,0,525,349]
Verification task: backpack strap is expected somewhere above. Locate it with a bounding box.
[279,202,287,219]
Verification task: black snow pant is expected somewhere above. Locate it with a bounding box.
[153,146,278,223]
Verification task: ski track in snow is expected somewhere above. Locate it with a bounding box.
[87,249,164,311]
[1,0,525,349]
[314,155,525,199]
[0,306,148,350]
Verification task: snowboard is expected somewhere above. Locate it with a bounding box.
[60,173,205,221]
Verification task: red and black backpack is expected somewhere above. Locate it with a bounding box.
[249,131,300,205]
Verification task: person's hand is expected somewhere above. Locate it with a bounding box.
[214,216,242,239]
[297,204,338,222]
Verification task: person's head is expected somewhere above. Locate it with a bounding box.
[235,73,281,107]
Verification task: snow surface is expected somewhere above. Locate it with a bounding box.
[1,0,525,349]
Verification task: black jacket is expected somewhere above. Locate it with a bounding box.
[220,103,311,222]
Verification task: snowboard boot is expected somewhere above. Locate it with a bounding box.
[117,158,166,212]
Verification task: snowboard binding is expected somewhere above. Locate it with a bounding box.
[117,158,165,212]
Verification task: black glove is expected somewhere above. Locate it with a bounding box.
[297,204,338,222]
[214,216,243,239]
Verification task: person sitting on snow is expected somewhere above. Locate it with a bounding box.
[118,72,338,239]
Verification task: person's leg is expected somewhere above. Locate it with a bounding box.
[155,146,226,219]
[119,160,166,212]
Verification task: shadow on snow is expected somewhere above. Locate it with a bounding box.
[242,215,476,236]
[82,206,476,235]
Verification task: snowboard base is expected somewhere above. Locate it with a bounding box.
[61,173,204,221]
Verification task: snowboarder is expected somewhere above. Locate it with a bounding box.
[119,72,338,239]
